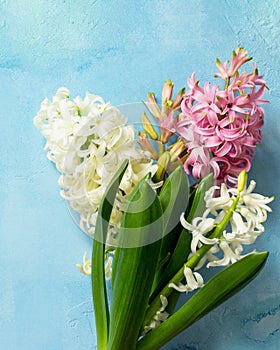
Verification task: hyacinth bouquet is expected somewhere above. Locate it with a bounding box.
[35,48,274,350]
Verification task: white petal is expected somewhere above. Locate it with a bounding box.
[168,282,187,293]
[180,213,195,231]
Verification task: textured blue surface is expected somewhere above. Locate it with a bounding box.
[0,1,279,349]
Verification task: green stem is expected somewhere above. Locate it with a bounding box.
[142,194,240,328]
[224,77,230,90]
[92,241,109,350]
[158,141,165,158]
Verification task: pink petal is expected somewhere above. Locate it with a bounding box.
[214,141,232,157]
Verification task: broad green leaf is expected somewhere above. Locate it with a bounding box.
[166,173,214,280]
[107,179,164,350]
[153,167,189,286]
[149,227,192,305]
[137,251,269,350]
[187,173,213,222]
[148,172,211,307]
[91,159,129,350]
[110,174,152,289]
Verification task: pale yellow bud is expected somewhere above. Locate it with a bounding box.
[237,170,248,193]
[154,151,171,182]
[141,112,158,140]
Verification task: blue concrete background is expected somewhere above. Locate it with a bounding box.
[0,1,279,349]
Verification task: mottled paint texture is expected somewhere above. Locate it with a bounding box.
[0,1,279,349]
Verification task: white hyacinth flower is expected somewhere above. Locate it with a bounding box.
[34,88,157,246]
[169,266,204,293]
[239,180,273,223]
[76,252,91,275]
[204,183,233,215]
[180,212,218,254]
[207,240,252,267]
[180,176,273,271]
[143,295,169,333]
[76,252,113,280]
[202,178,273,268]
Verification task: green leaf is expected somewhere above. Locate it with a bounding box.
[165,173,213,284]
[107,178,164,350]
[153,167,189,285]
[187,173,213,222]
[148,172,210,307]
[149,227,192,309]
[91,159,129,350]
[159,166,189,254]
[137,251,269,350]
[110,174,152,289]
[160,173,213,289]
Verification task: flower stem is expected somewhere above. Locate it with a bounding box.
[224,77,230,90]
[158,141,165,158]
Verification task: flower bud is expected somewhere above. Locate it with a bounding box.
[143,92,163,120]
[141,112,158,140]
[162,79,174,102]
[138,132,158,159]
[154,151,171,182]
[237,170,248,193]
[172,87,186,111]
[169,139,185,162]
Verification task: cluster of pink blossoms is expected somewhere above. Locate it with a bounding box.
[177,47,269,186]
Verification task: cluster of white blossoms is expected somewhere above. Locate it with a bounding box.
[34,88,157,245]
[172,176,274,294]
